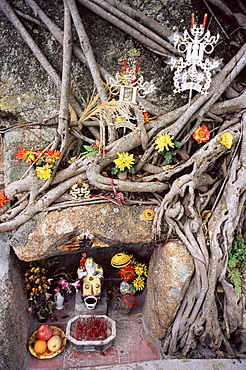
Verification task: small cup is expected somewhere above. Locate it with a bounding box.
[84,295,98,310]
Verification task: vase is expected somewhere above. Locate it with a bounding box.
[118,293,136,315]
[37,309,49,322]
[54,291,65,310]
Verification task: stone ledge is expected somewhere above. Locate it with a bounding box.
[10,202,156,261]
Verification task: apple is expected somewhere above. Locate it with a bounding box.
[47,335,63,352]
[36,324,52,341]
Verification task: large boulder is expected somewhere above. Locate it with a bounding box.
[9,202,156,261]
[143,240,194,339]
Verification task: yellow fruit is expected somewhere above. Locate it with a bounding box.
[47,335,63,352]
[34,339,47,354]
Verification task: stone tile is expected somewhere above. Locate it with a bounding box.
[63,343,119,367]
[115,316,162,364]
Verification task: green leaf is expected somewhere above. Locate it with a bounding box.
[128,167,135,174]
[222,204,227,209]
[164,151,173,164]
[72,147,78,156]
[83,145,95,152]
[81,151,96,157]
[147,338,154,343]
[174,140,182,148]
[218,361,223,368]
[111,167,119,175]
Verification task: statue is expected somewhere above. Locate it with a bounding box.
[77,253,104,300]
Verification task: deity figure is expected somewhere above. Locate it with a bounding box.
[77,253,103,299]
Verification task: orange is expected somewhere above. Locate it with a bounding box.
[34,339,47,354]
[52,327,61,336]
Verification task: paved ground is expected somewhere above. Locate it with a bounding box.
[24,289,246,370]
[75,358,246,370]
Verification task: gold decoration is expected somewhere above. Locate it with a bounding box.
[111,253,131,268]
[69,179,90,199]
[142,209,155,221]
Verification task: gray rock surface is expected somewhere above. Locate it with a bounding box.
[10,202,156,261]
[4,128,56,184]
[143,240,194,339]
[0,233,32,370]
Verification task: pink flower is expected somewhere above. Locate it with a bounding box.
[58,278,70,288]
[71,279,81,291]
[27,307,35,314]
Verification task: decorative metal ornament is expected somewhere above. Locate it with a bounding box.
[69,179,90,199]
[167,14,221,96]
[109,59,155,104]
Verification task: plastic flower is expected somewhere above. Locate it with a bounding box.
[219,133,233,149]
[192,125,210,143]
[113,152,135,172]
[118,264,135,282]
[134,263,148,277]
[16,146,37,163]
[58,277,71,289]
[71,279,81,291]
[132,276,145,290]
[0,190,10,207]
[155,133,175,152]
[143,112,157,123]
[44,149,61,163]
[35,164,52,180]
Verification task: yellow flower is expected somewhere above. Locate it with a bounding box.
[113,152,134,172]
[155,133,174,152]
[36,164,52,180]
[132,276,145,290]
[219,133,233,149]
[134,264,144,276]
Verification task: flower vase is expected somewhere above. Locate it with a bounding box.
[37,309,49,322]
[54,291,64,310]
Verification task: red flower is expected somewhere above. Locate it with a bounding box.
[118,264,135,282]
[192,125,210,143]
[143,112,157,123]
[16,146,37,163]
[0,189,10,208]
[44,150,61,163]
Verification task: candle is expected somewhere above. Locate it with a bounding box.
[202,14,207,28]
[191,13,195,29]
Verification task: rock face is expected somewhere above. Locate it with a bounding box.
[10,202,156,261]
[143,240,194,339]
[0,232,32,370]
[4,128,56,184]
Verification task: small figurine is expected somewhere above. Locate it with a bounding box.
[77,253,104,300]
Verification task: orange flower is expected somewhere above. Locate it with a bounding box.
[44,150,61,163]
[0,189,10,208]
[192,125,210,143]
[143,112,157,123]
[16,146,37,163]
[118,264,135,282]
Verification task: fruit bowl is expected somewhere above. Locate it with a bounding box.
[28,326,66,359]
